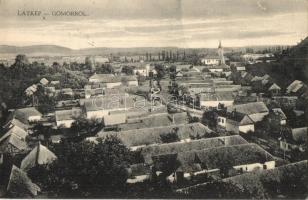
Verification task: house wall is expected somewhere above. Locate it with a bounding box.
[127,80,138,86]
[280,140,289,151]
[126,175,150,184]
[56,119,75,128]
[86,110,109,119]
[239,124,255,133]
[28,115,42,122]
[280,119,286,125]
[233,161,275,172]
[201,58,220,65]
[236,67,246,71]
[200,100,233,108]
[217,116,227,127]
[209,68,223,72]
[106,82,122,88]
[89,78,99,83]
[134,69,147,77]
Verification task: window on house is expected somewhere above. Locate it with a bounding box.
[221,119,224,123]
[263,165,267,170]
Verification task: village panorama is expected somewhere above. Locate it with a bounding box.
[0,0,307,199]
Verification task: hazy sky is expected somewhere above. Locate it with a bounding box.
[0,0,307,49]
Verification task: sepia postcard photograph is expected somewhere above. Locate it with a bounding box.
[0,0,307,199]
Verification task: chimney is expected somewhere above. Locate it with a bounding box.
[35,141,41,165]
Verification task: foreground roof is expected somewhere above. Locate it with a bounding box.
[141,135,248,164]
[6,165,41,197]
[20,143,57,171]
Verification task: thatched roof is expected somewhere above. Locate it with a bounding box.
[14,107,42,123]
[195,143,275,170]
[97,123,215,147]
[141,135,248,164]
[227,102,268,115]
[117,112,189,131]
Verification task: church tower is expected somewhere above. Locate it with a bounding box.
[218,40,225,65]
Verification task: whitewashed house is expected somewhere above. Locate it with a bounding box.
[199,92,234,109]
[14,107,42,123]
[226,102,269,123]
[55,108,82,128]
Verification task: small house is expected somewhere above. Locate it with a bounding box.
[286,80,305,95]
[39,78,49,86]
[199,92,234,109]
[280,127,307,152]
[14,107,42,123]
[267,108,287,126]
[227,102,269,123]
[55,108,82,128]
[223,112,255,134]
[268,83,281,96]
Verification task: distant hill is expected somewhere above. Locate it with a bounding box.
[0,45,73,55]
[0,44,277,57]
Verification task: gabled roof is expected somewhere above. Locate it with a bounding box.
[3,113,29,130]
[268,83,281,91]
[6,165,41,197]
[0,126,28,152]
[226,112,254,125]
[84,96,136,112]
[195,143,274,170]
[103,113,126,126]
[97,123,215,148]
[271,108,287,120]
[117,112,189,131]
[14,107,42,123]
[141,135,248,164]
[128,163,151,177]
[291,127,307,142]
[0,125,28,141]
[55,108,82,121]
[89,74,137,83]
[20,143,57,171]
[286,80,304,93]
[89,73,114,81]
[227,102,269,115]
[39,78,49,85]
[199,92,234,102]
[25,85,38,96]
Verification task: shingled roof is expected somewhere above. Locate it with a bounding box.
[286,80,304,93]
[0,126,28,152]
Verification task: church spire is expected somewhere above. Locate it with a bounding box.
[218,40,225,65]
[218,40,222,49]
